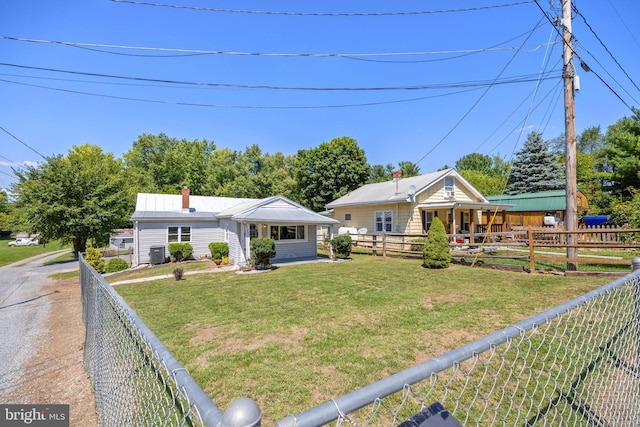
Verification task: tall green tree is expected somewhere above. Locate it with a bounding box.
[209,145,297,199]
[368,163,395,183]
[455,153,509,196]
[398,161,420,178]
[12,144,131,256]
[123,133,215,196]
[506,131,565,195]
[455,153,493,174]
[295,136,369,211]
[604,109,640,200]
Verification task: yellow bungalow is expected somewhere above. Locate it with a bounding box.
[325,168,512,241]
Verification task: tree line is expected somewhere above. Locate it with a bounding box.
[2,108,639,255]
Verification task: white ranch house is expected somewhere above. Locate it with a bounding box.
[131,188,339,267]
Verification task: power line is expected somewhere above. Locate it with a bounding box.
[0,35,559,59]
[532,0,636,113]
[109,0,534,16]
[414,18,546,168]
[0,77,494,109]
[572,3,640,95]
[0,62,560,91]
[0,126,46,159]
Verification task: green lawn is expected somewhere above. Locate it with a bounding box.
[0,237,72,267]
[115,253,611,424]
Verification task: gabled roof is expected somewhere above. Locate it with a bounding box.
[218,195,339,225]
[131,193,339,224]
[486,190,571,212]
[325,168,488,209]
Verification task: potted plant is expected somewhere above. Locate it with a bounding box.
[208,242,229,266]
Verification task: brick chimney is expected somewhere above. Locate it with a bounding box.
[182,187,190,212]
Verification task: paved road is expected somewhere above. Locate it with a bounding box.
[0,251,78,400]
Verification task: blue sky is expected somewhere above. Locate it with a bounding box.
[1,0,639,190]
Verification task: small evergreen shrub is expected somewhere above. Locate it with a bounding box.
[168,243,193,262]
[251,237,276,268]
[85,244,105,274]
[422,217,450,269]
[105,257,129,273]
[173,267,184,281]
[331,235,353,259]
[208,242,229,260]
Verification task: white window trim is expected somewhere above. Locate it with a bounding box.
[444,177,455,198]
[167,225,191,243]
[374,210,393,233]
[268,224,308,243]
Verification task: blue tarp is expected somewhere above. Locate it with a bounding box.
[581,215,609,226]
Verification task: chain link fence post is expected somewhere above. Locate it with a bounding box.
[217,398,261,427]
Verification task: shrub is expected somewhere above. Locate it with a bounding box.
[208,242,229,260]
[331,235,352,259]
[168,243,193,262]
[105,257,129,273]
[85,244,105,274]
[410,237,427,252]
[251,237,276,268]
[173,268,184,281]
[422,217,450,269]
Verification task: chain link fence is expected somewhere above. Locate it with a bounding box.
[277,268,640,427]
[80,256,226,426]
[80,252,640,427]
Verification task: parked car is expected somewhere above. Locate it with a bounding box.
[8,237,39,247]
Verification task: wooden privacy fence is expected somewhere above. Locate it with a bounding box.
[323,226,640,272]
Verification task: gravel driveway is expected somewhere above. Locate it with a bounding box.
[0,251,96,425]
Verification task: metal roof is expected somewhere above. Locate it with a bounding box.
[325,169,488,209]
[132,193,339,225]
[219,196,340,225]
[486,190,568,212]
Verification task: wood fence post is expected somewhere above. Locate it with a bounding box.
[382,231,387,257]
[372,235,377,256]
[528,225,535,274]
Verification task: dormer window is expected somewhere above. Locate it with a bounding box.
[444,177,455,198]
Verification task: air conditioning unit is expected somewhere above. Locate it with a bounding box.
[445,190,455,198]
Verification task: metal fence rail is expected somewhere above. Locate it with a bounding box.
[277,267,640,427]
[80,256,225,426]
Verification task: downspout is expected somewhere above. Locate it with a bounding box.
[396,203,400,233]
[134,220,139,267]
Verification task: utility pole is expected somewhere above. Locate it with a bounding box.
[562,0,578,271]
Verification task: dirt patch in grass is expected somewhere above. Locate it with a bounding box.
[190,323,310,367]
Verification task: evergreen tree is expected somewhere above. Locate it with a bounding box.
[422,217,450,269]
[506,131,565,195]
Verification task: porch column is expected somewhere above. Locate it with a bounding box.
[328,226,335,259]
[470,209,476,244]
[244,223,251,264]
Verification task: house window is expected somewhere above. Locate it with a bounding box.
[269,225,306,240]
[375,210,393,233]
[461,211,470,232]
[422,211,434,232]
[249,224,259,239]
[444,177,455,198]
[344,213,352,221]
[168,226,191,243]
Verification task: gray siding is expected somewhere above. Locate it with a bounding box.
[136,220,221,264]
[272,226,318,261]
[135,220,320,266]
